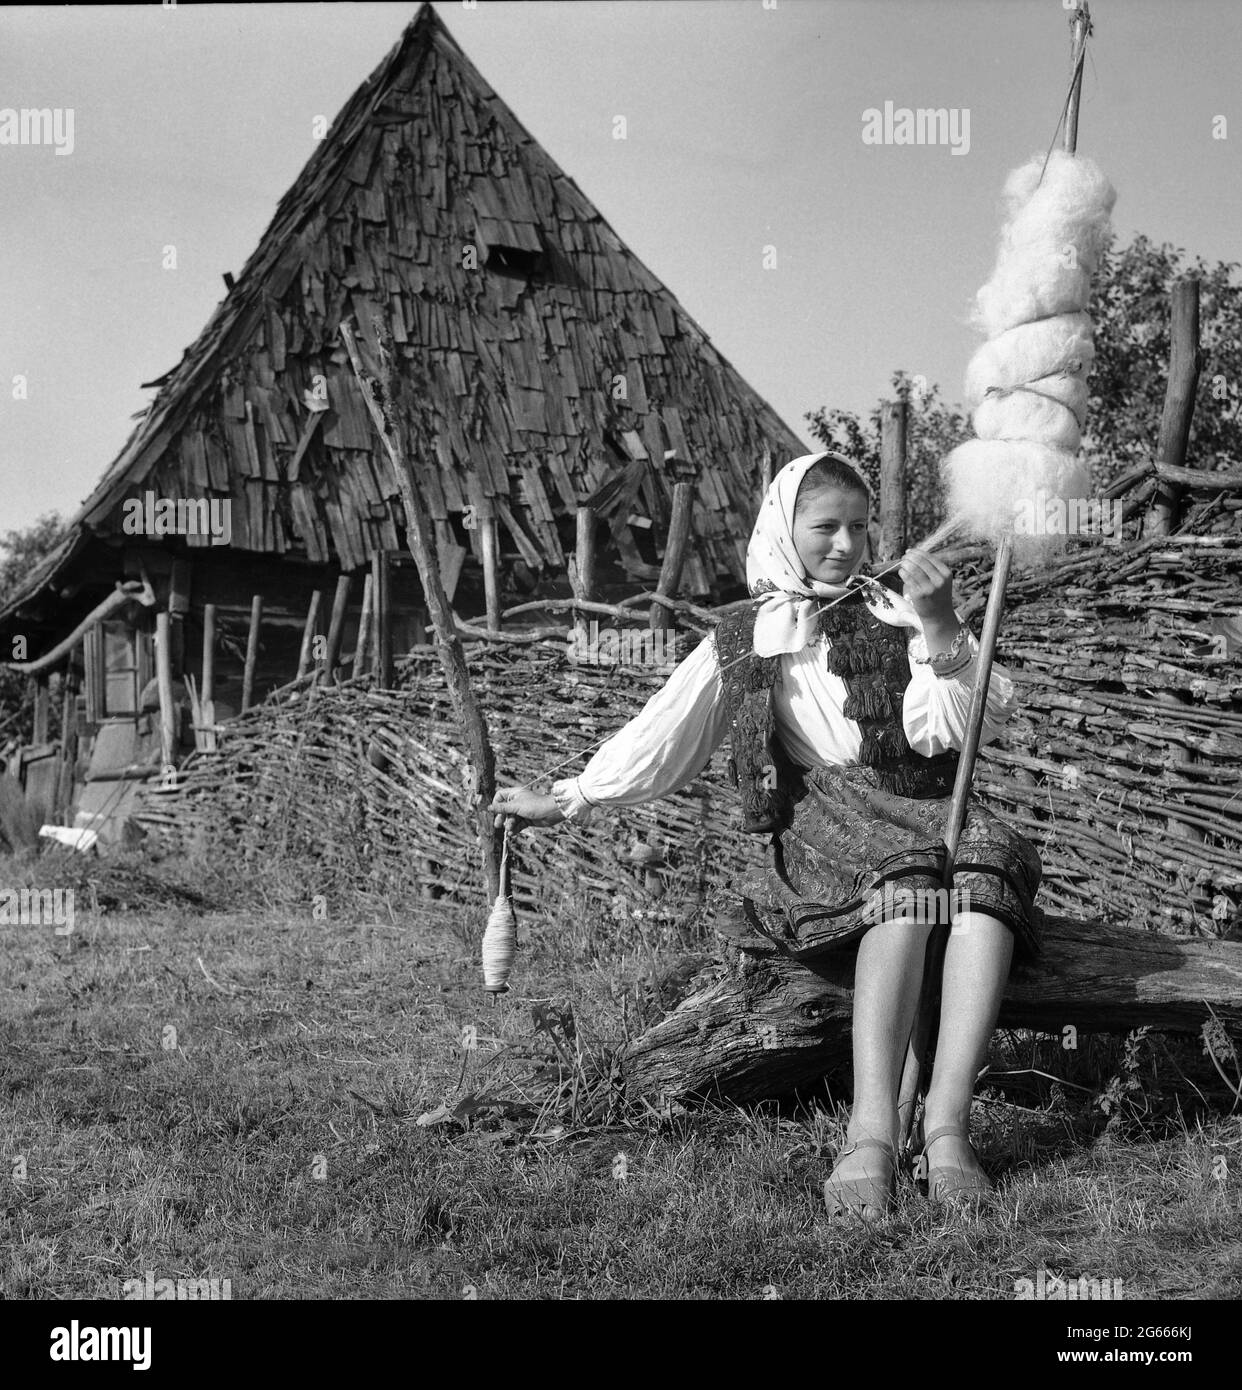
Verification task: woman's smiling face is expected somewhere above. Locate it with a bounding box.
[791,485,870,583]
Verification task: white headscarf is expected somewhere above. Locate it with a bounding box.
[747,452,921,657]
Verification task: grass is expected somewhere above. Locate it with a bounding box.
[1,852,1240,1300]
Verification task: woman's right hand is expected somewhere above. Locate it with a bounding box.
[489,786,565,831]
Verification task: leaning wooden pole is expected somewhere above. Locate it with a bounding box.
[898,2,1093,1153]
[341,318,501,901]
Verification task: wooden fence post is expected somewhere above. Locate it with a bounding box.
[241,595,263,712]
[479,505,501,634]
[322,575,352,684]
[54,657,79,824]
[879,396,909,563]
[201,603,217,753]
[32,675,49,744]
[1142,279,1206,537]
[296,591,322,681]
[155,611,177,773]
[372,552,393,688]
[649,450,698,632]
[353,572,375,678]
[571,504,597,649]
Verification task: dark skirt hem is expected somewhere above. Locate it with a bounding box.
[737,764,1044,962]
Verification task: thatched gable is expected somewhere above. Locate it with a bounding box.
[1,2,803,642]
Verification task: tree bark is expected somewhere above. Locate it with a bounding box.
[619,913,1242,1106]
[340,319,500,901]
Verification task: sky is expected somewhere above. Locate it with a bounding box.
[2,0,1240,536]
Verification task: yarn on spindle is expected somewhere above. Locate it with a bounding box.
[481,895,516,993]
[481,822,517,993]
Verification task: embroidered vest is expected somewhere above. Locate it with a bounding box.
[714,584,960,835]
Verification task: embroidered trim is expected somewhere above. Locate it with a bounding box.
[929,647,973,679]
[914,620,972,670]
[715,607,798,834]
[716,590,960,826]
[816,590,958,798]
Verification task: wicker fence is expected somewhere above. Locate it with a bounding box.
[134,497,1242,938]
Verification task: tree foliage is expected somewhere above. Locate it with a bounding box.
[0,511,67,751]
[805,233,1242,539]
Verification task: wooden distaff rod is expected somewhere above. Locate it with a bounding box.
[897,1,1093,1152]
[340,319,501,902]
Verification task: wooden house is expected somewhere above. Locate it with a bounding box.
[0,3,805,843]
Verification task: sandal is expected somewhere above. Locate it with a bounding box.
[921,1125,994,1206]
[823,1137,897,1224]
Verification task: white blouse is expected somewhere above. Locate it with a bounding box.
[550,610,1018,824]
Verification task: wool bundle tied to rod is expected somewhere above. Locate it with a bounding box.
[942,147,1117,562]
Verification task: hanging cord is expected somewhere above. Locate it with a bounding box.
[1038,8,1094,186]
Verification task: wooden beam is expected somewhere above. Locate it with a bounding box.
[5,579,157,676]
[241,595,263,712]
[620,914,1242,1107]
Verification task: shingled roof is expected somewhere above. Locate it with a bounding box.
[2,2,805,632]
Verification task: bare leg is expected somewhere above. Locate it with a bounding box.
[833,913,933,1185]
[921,909,1014,1177]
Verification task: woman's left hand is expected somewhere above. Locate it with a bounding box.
[897,548,956,627]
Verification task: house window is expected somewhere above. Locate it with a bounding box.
[85,620,153,720]
[486,244,544,277]
[476,216,546,279]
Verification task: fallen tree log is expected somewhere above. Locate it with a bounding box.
[619,912,1242,1106]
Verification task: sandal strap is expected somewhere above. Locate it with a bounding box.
[839,1137,896,1162]
[921,1125,968,1153]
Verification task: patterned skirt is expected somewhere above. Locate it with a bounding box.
[736,764,1044,961]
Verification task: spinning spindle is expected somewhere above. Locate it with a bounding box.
[481,820,517,994]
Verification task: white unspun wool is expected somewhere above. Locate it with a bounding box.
[963,312,1096,409]
[972,388,1082,452]
[942,440,1091,560]
[943,149,1117,559]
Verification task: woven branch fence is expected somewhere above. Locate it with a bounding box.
[134,491,1242,939]
[136,642,767,926]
